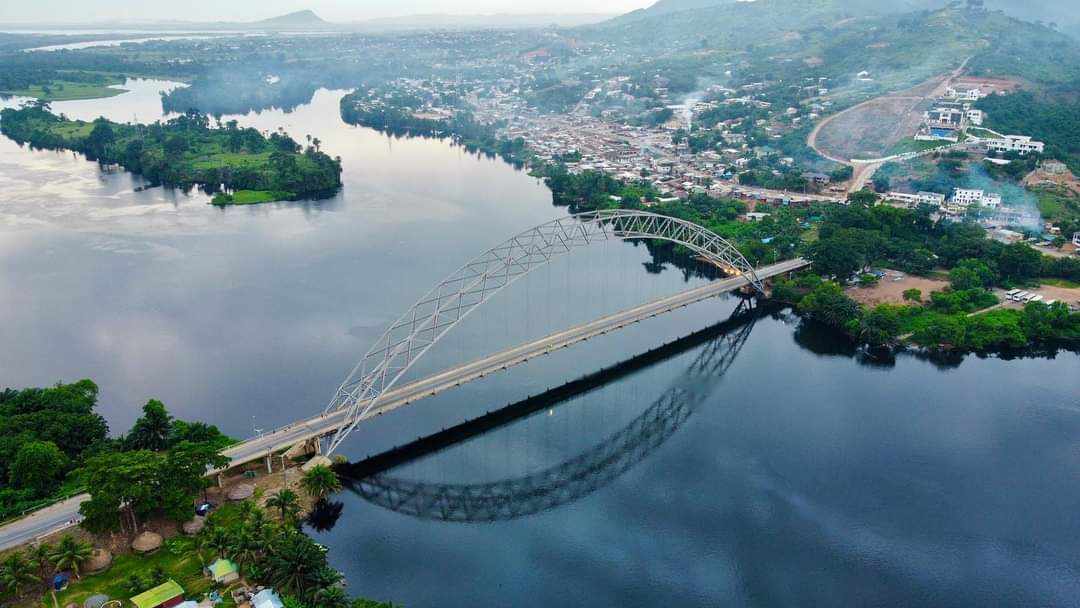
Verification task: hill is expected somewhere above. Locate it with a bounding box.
[582,2,1080,94]
[254,10,328,28]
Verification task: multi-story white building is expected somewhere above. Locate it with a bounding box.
[986,135,1046,155]
[886,191,946,208]
[949,188,1002,213]
[1074,232,1080,248]
[946,86,984,101]
[965,109,985,126]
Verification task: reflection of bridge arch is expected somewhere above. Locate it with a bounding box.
[326,210,761,453]
[348,307,756,522]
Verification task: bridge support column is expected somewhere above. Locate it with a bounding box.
[265,452,273,474]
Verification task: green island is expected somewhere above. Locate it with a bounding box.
[0,104,342,206]
[0,380,395,608]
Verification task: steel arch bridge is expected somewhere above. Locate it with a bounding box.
[324,209,761,454]
[346,305,756,522]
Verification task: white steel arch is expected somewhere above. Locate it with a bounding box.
[324,209,761,453]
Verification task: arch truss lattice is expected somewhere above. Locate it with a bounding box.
[324,209,761,453]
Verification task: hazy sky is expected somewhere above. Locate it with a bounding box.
[0,0,655,23]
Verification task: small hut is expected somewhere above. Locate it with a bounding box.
[182,516,205,536]
[131,531,163,554]
[84,594,110,608]
[227,484,255,501]
[206,558,239,584]
[84,549,113,574]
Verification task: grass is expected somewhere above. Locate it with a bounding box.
[1,80,127,102]
[1041,277,1080,289]
[211,190,291,206]
[48,537,231,608]
[886,137,954,156]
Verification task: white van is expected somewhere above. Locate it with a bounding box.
[1006,288,1021,296]
[1011,291,1029,302]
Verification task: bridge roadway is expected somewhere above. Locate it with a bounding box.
[0,257,807,551]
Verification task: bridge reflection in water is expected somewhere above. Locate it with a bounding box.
[340,301,760,523]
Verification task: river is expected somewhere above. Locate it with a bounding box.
[1,80,1079,606]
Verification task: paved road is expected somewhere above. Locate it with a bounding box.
[0,258,807,551]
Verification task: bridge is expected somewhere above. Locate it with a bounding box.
[0,210,808,550]
[344,304,758,522]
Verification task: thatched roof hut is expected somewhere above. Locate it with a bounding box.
[227,484,255,501]
[182,516,205,535]
[84,549,113,574]
[131,531,163,553]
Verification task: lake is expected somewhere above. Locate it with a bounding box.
[1,80,1079,607]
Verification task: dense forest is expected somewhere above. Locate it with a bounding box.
[0,380,231,525]
[0,104,342,205]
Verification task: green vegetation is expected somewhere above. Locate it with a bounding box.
[977,91,1080,173]
[0,104,342,205]
[0,380,232,525]
[211,190,291,206]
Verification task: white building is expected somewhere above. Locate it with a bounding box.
[949,188,1002,211]
[965,109,985,126]
[986,135,1045,155]
[1073,232,1080,248]
[886,191,946,208]
[946,86,984,101]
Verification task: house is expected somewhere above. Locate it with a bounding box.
[1073,232,1080,248]
[802,172,831,185]
[945,86,984,101]
[251,589,285,608]
[965,109,984,126]
[885,191,945,208]
[985,135,1045,155]
[131,580,185,608]
[949,188,1001,210]
[206,559,239,584]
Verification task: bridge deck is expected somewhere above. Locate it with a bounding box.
[0,257,807,551]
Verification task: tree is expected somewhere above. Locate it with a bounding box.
[266,489,301,525]
[300,465,342,501]
[26,543,53,593]
[798,281,861,330]
[902,288,923,303]
[314,586,350,608]
[126,400,173,451]
[87,119,115,158]
[49,535,92,580]
[9,440,67,497]
[79,450,163,533]
[0,551,39,597]
[997,243,1042,282]
[160,441,228,522]
[856,305,903,347]
[950,258,998,290]
[267,532,332,600]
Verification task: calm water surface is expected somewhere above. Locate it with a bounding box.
[1,81,1079,607]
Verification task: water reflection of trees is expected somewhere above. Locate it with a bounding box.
[340,302,760,523]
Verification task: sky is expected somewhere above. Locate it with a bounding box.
[0,0,655,23]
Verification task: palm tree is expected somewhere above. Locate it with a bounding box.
[267,534,327,599]
[300,465,342,501]
[49,535,93,580]
[0,552,39,597]
[26,542,53,593]
[228,525,261,571]
[202,526,231,560]
[313,585,349,608]
[266,489,301,524]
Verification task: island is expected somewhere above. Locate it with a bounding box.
[0,104,343,205]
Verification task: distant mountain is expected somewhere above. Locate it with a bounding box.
[352,13,614,31]
[254,10,328,28]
